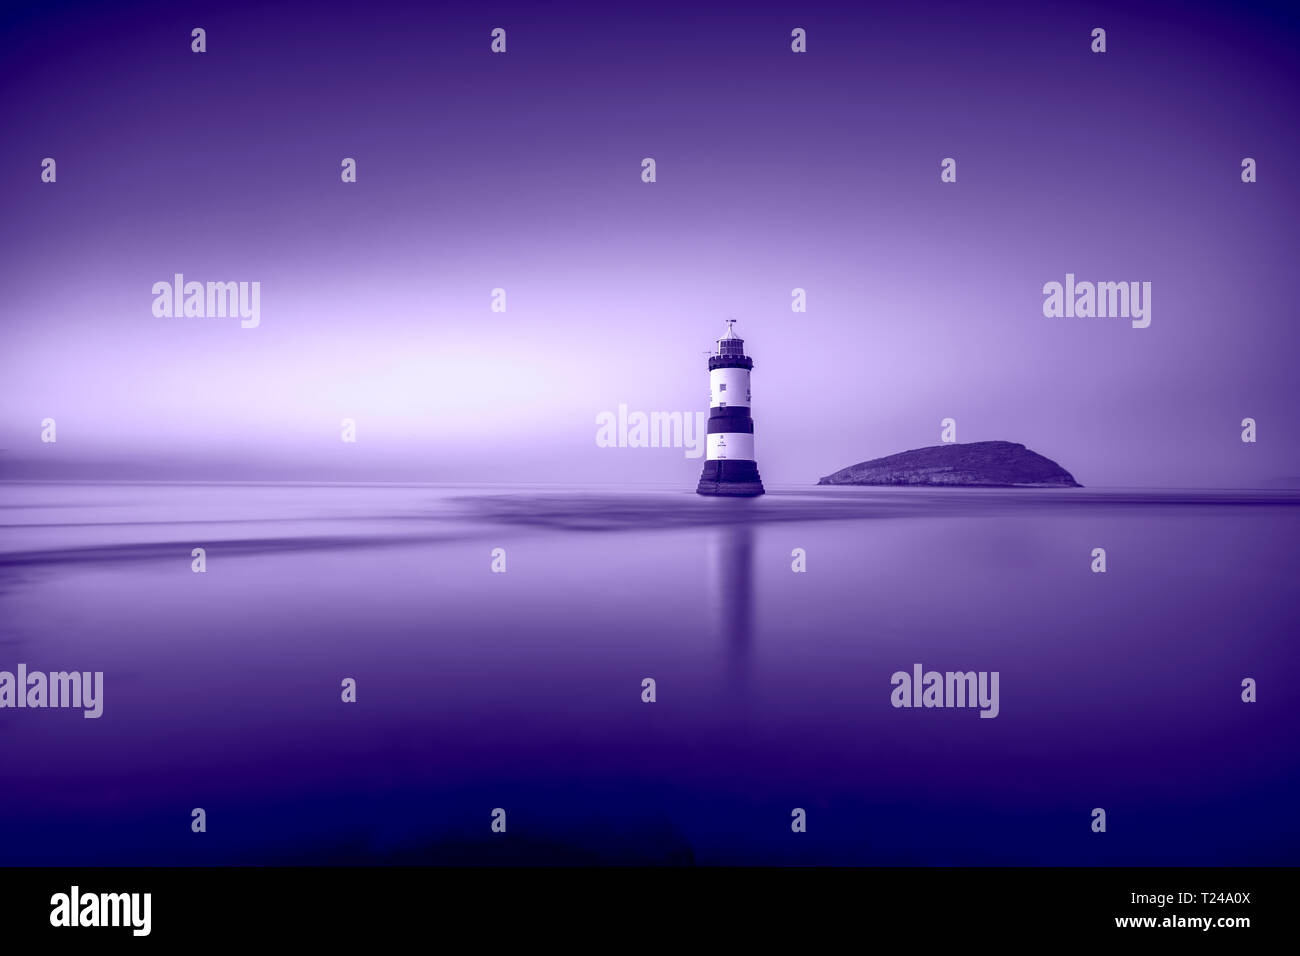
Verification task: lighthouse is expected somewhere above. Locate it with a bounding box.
[697,320,765,497]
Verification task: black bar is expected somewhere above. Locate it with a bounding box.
[0,866,1282,943]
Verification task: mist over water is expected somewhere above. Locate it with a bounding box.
[1,481,1296,865]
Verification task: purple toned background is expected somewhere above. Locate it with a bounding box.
[1,1,1298,868]
[2,0,1299,487]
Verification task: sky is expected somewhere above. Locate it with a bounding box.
[2,0,1298,487]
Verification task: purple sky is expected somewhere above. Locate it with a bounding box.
[2,0,1298,487]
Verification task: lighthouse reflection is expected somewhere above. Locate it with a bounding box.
[706,524,756,677]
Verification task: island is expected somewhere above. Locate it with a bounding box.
[817,441,1081,488]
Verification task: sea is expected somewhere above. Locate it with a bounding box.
[1,481,1297,865]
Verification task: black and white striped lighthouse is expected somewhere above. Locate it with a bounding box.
[697,320,765,497]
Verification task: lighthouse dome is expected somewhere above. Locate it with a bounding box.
[716,319,745,357]
[709,319,753,371]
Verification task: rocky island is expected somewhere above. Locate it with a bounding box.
[818,441,1081,488]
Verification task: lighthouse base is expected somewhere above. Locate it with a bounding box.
[696,460,765,497]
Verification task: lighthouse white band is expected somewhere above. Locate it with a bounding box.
[709,367,750,408]
[706,432,755,461]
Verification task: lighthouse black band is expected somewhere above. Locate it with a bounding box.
[698,460,763,483]
[707,414,754,434]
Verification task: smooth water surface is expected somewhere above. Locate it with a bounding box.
[0,482,1296,865]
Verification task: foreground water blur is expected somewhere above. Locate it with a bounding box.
[1,481,1297,865]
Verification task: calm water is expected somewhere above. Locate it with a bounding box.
[1,482,1297,865]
